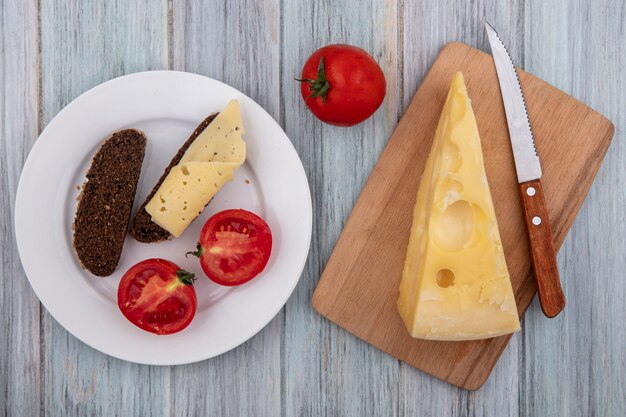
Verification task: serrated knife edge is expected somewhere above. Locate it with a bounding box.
[484,21,542,183]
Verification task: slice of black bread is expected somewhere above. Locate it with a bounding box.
[129,113,218,243]
[73,129,146,277]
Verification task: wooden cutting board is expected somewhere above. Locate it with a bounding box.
[312,42,614,390]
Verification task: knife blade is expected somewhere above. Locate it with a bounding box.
[484,21,566,318]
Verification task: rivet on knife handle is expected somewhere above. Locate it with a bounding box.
[519,180,565,317]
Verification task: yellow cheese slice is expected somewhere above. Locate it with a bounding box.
[145,162,236,237]
[145,99,246,237]
[397,72,520,341]
[180,100,246,165]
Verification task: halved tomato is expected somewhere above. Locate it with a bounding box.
[187,209,272,286]
[117,258,197,335]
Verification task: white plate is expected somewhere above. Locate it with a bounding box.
[15,71,312,365]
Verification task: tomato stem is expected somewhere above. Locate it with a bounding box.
[295,57,331,102]
[176,269,196,286]
[185,243,203,259]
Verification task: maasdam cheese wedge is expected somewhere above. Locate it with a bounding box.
[397,72,520,341]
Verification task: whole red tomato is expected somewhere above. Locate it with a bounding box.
[297,44,386,126]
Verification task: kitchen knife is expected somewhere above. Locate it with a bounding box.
[484,21,566,318]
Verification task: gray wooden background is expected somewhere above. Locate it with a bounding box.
[1,0,624,416]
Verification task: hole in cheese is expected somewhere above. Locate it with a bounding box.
[181,165,189,175]
[436,269,455,288]
[434,200,474,250]
[160,207,166,212]
[442,141,462,172]
[440,177,463,197]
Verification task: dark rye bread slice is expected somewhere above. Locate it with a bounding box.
[73,129,146,276]
[129,113,218,243]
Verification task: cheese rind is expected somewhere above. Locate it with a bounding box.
[397,72,520,341]
[145,100,245,237]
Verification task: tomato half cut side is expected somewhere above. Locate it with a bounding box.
[117,258,197,335]
[189,209,273,286]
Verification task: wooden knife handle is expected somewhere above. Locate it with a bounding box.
[519,180,565,318]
